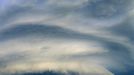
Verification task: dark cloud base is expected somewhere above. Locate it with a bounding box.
[111,68,134,75]
[13,70,134,75]
[14,71,79,75]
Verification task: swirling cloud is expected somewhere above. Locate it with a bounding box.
[0,0,134,75]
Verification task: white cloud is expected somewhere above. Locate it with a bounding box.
[0,61,113,75]
[0,37,112,75]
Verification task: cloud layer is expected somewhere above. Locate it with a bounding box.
[0,0,134,75]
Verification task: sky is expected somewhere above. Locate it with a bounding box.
[0,0,134,75]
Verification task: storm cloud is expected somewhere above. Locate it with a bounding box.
[0,0,134,75]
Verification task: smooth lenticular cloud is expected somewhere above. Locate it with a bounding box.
[0,0,134,75]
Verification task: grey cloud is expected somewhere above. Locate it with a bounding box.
[108,18,134,42]
[0,0,134,75]
[76,0,132,19]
